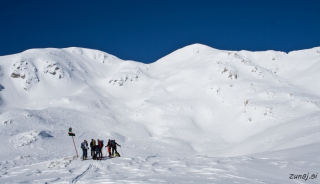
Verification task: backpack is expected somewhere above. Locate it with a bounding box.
[81,142,85,149]
[111,140,115,146]
[99,140,103,148]
[93,139,96,146]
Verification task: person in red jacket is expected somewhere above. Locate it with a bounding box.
[97,139,104,158]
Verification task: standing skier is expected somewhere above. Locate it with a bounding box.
[81,140,88,160]
[110,140,121,157]
[90,139,96,157]
[98,139,104,158]
[95,139,101,158]
[105,139,112,157]
[85,140,89,158]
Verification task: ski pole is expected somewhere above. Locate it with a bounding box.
[120,146,123,157]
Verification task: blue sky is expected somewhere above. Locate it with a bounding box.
[0,0,319,63]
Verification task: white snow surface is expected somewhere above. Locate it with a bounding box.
[0,44,319,183]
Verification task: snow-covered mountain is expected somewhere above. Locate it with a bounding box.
[0,44,319,183]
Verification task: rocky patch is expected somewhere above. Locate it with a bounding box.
[44,63,64,79]
[11,58,39,91]
[109,75,139,86]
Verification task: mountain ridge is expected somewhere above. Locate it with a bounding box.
[0,43,319,160]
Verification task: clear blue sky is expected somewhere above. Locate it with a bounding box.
[1,0,319,63]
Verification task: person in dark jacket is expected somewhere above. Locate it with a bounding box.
[110,140,121,157]
[90,139,96,157]
[92,145,101,160]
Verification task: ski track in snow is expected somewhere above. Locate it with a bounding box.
[0,150,319,184]
[70,164,92,184]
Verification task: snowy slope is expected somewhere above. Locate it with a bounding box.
[0,44,319,183]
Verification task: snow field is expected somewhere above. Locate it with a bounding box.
[1,144,319,183]
[0,44,320,183]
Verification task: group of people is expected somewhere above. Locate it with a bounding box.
[81,139,121,160]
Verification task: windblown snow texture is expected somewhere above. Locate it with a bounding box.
[0,44,319,183]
